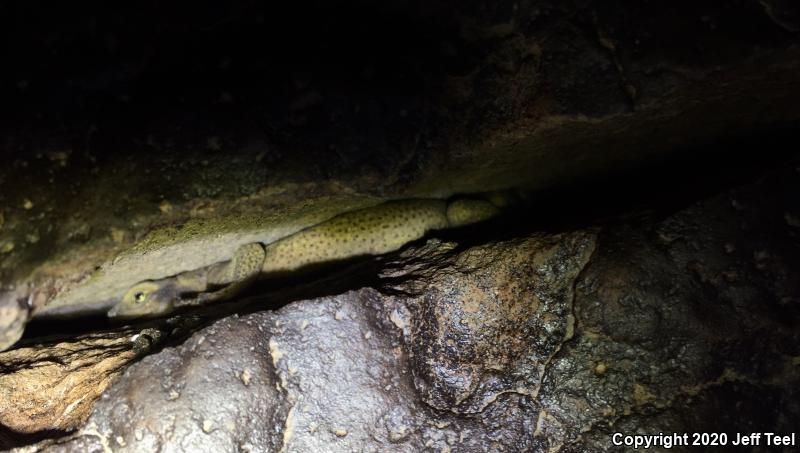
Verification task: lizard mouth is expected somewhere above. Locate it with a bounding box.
[106,304,123,318]
[107,304,162,320]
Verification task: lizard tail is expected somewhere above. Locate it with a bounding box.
[445,198,501,228]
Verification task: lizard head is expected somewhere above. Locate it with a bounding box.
[108,280,177,319]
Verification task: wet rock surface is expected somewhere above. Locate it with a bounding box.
[392,233,596,415]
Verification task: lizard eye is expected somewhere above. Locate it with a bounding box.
[134,292,147,304]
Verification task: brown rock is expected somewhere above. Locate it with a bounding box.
[390,232,597,413]
[0,330,145,433]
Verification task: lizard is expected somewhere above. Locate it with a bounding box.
[107,197,502,319]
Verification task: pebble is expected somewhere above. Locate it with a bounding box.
[159,200,173,214]
[241,368,252,386]
[110,227,127,244]
[594,362,608,376]
[0,241,14,253]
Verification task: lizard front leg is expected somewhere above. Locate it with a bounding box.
[187,242,266,306]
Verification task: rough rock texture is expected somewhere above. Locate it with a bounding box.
[0,328,153,433]
[534,166,800,451]
[392,233,596,415]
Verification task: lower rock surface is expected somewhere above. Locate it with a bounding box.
[7,164,800,452]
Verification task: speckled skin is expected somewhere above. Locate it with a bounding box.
[261,199,449,273]
[109,197,499,318]
[208,242,266,285]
